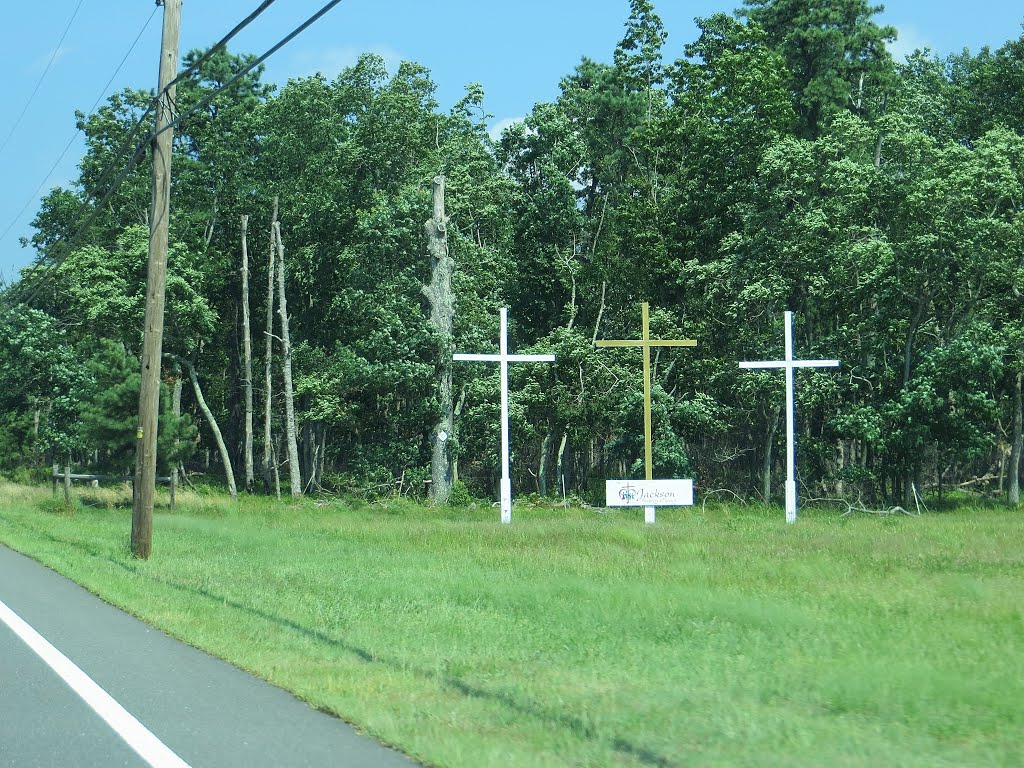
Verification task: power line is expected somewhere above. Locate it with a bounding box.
[12,133,152,311]
[5,0,348,313]
[155,0,346,142]
[0,0,86,162]
[8,94,157,296]
[0,0,278,261]
[3,0,291,284]
[0,5,159,249]
[5,89,158,310]
[163,0,278,93]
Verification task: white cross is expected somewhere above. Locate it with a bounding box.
[454,308,555,523]
[739,311,839,523]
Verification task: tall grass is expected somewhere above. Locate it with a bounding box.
[1,480,1021,767]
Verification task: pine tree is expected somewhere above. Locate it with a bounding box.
[742,0,896,137]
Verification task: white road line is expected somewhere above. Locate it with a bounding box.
[0,596,191,768]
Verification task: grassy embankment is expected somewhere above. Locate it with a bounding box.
[0,480,1021,767]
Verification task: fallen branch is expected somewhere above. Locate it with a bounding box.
[805,496,919,517]
[956,474,998,488]
[701,488,747,514]
[711,447,754,463]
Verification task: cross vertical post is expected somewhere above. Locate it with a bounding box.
[454,308,555,523]
[596,302,697,524]
[739,311,839,523]
[641,303,654,484]
[499,308,511,522]
[784,309,796,523]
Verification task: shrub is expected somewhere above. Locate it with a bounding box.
[448,480,473,507]
[37,495,77,516]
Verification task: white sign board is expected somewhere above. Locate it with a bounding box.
[606,479,694,508]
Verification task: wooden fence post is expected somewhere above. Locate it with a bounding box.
[63,465,71,504]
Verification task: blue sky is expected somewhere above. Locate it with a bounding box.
[1,0,1022,281]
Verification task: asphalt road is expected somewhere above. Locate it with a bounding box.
[0,544,419,768]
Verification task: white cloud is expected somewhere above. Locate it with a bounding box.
[488,116,525,143]
[889,25,933,62]
[288,46,404,80]
[30,46,73,73]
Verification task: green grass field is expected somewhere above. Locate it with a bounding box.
[0,480,1021,767]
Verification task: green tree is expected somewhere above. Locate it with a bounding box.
[79,340,196,474]
[0,305,81,465]
[742,0,896,137]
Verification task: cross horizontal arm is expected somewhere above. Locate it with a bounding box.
[454,353,557,363]
[793,360,840,368]
[596,339,697,348]
[739,359,840,369]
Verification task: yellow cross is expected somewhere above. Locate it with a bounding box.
[596,302,697,481]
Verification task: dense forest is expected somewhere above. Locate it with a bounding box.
[3,0,1024,508]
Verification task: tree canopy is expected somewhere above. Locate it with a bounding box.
[4,0,1024,507]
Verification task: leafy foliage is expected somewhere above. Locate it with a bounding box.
[78,341,197,474]
[5,1,1024,505]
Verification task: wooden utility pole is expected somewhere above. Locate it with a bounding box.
[132,0,182,559]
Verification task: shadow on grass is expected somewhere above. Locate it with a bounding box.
[0,514,676,768]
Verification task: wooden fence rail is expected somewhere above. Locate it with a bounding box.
[52,465,175,510]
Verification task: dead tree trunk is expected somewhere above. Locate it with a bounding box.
[1010,372,1022,505]
[556,432,569,501]
[317,426,327,486]
[874,93,889,168]
[241,214,255,494]
[170,367,182,510]
[452,384,466,484]
[538,423,553,496]
[262,199,278,493]
[180,358,237,501]
[420,175,454,504]
[902,299,926,507]
[762,404,781,502]
[272,436,281,499]
[301,404,313,491]
[273,220,302,498]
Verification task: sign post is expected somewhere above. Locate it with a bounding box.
[739,310,839,523]
[454,308,555,523]
[596,302,697,523]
